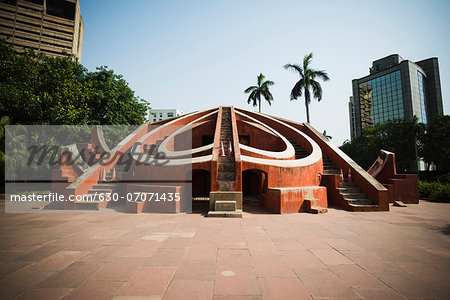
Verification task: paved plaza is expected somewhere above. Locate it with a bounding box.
[0,200,449,299]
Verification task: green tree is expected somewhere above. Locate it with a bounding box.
[0,116,10,190]
[340,118,422,172]
[0,39,149,125]
[284,53,329,123]
[419,115,450,172]
[244,73,274,113]
[85,67,149,125]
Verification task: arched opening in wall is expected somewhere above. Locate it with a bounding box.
[242,169,267,210]
[191,169,210,213]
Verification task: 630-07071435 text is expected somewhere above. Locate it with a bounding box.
[8,192,181,202]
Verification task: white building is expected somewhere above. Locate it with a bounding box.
[149,109,184,123]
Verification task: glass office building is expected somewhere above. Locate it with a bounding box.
[350,54,443,139]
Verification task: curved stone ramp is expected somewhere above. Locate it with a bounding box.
[90,125,110,154]
[234,108,322,168]
[231,107,327,214]
[289,121,390,211]
[132,108,218,166]
[368,150,419,204]
[63,123,150,209]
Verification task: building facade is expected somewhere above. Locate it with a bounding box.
[149,109,184,123]
[350,54,443,139]
[0,0,83,59]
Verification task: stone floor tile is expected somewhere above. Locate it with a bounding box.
[280,250,327,270]
[174,260,216,281]
[0,269,56,299]
[163,280,214,300]
[217,249,252,269]
[27,251,89,271]
[246,240,280,256]
[310,248,354,266]
[323,238,363,251]
[214,266,261,296]
[63,280,123,300]
[257,277,312,300]
[0,261,30,277]
[39,262,102,288]
[251,255,296,278]
[88,258,142,282]
[370,268,449,299]
[213,296,262,300]
[182,246,217,262]
[296,269,361,299]
[118,266,176,297]
[353,287,407,300]
[12,287,72,300]
[329,264,385,288]
[144,248,185,267]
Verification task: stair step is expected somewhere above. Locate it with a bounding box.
[348,199,375,205]
[306,207,328,214]
[207,209,242,218]
[88,189,112,194]
[215,200,236,211]
[341,192,366,199]
[338,187,360,193]
[218,180,234,191]
[93,184,116,189]
[340,183,357,188]
[73,199,108,210]
[219,164,234,172]
[218,173,234,181]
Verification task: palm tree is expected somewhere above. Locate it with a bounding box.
[284,53,330,123]
[244,73,275,113]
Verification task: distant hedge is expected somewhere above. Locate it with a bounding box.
[418,180,450,203]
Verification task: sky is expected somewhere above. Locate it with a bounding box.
[79,0,450,146]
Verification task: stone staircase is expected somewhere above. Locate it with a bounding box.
[323,155,340,175]
[208,107,242,218]
[304,198,328,214]
[338,182,377,208]
[286,137,309,159]
[143,136,168,155]
[74,169,118,210]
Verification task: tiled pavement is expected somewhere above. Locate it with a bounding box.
[0,201,449,299]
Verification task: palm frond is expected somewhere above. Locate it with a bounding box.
[262,89,274,100]
[310,80,323,101]
[261,80,275,88]
[257,73,266,86]
[244,86,257,94]
[283,64,304,77]
[303,52,313,70]
[310,69,330,81]
[290,79,304,101]
[247,90,258,106]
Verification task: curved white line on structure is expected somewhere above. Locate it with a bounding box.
[132,108,218,166]
[158,110,217,158]
[236,107,322,167]
[235,110,295,159]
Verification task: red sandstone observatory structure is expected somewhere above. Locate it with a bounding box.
[52,106,418,216]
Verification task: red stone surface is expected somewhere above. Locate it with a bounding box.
[1,201,449,299]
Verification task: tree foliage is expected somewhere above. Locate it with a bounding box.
[0,40,149,125]
[340,118,422,172]
[284,52,329,123]
[419,115,450,172]
[244,73,274,113]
